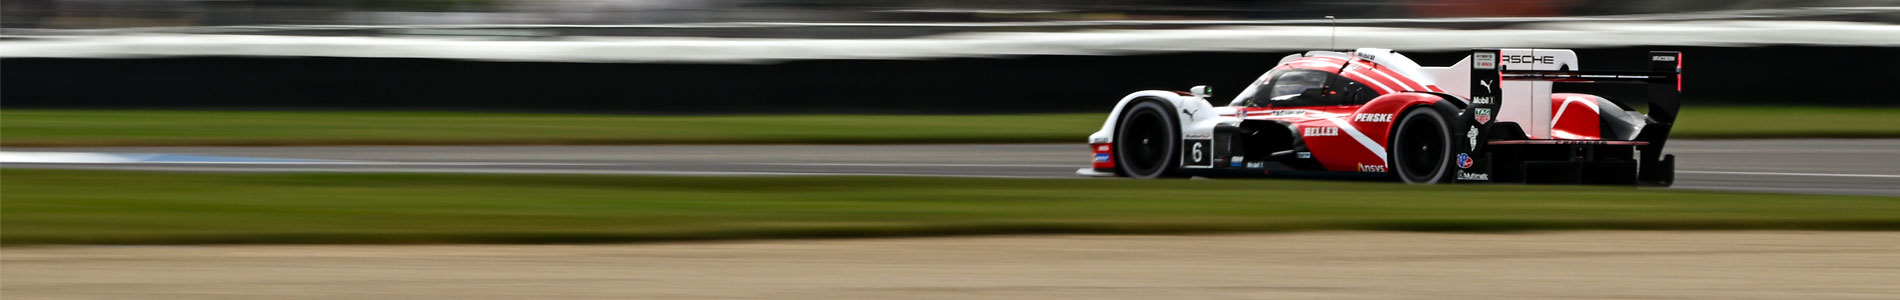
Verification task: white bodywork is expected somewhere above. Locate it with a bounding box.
[1495,49,1578,139]
[1087,91,1230,149]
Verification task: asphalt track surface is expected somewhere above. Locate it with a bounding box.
[5,139,1897,196]
[7,232,1898,299]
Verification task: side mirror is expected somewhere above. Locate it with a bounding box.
[1190,85,1214,99]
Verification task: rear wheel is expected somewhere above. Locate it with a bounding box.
[1114,101,1181,179]
[1390,108,1454,184]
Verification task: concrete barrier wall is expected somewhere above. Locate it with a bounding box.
[4,45,1894,113]
[6,19,1898,113]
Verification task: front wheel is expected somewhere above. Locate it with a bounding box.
[1114,101,1181,179]
[1389,108,1454,184]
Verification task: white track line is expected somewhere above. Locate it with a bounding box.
[2,158,1074,168]
[1678,170,1900,179]
[750,162,1075,168]
[16,165,1073,179]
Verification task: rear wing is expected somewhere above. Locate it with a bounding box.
[1466,48,1682,139]
[1464,48,1681,185]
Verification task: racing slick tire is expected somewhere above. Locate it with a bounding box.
[1114,100,1183,179]
[1389,108,1454,184]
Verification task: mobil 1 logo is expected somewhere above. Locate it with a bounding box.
[1184,139,1213,167]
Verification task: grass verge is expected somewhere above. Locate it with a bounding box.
[1672,106,1900,139]
[4,169,1897,245]
[2,106,1896,147]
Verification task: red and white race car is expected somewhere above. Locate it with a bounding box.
[1081,48,1682,185]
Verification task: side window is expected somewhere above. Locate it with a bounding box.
[1267,71,1327,102]
[1334,78,1379,105]
[1250,70,1348,107]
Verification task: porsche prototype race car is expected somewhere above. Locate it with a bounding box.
[1081,48,1682,185]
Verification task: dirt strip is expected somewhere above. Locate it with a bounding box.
[5,231,1898,299]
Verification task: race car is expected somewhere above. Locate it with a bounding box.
[1080,48,1682,185]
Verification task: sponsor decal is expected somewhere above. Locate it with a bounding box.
[1230,156,1245,167]
[1182,108,1198,119]
[1094,153,1111,162]
[1473,108,1492,124]
[1456,153,1474,169]
[1471,96,1495,104]
[1303,126,1339,137]
[1185,133,1212,139]
[1269,110,1306,117]
[1246,161,1265,168]
[1652,55,1676,62]
[1477,80,1494,93]
[1356,52,1377,61]
[1473,52,1497,69]
[1358,163,1387,173]
[1184,139,1213,167]
[1467,126,1479,149]
[1354,113,1393,123]
[1457,171,1490,181]
[1502,55,1555,64]
[1296,152,1312,159]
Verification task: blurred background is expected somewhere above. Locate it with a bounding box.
[5,2,1900,299]
[3,0,1897,115]
[4,0,1895,29]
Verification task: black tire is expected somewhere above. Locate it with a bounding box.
[1114,101,1181,179]
[1389,108,1454,184]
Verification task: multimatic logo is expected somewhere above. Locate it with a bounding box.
[1303,126,1338,137]
[1354,113,1392,123]
[1502,55,1556,64]
[1457,171,1490,180]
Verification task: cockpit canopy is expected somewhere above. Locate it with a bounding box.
[1268,70,1328,101]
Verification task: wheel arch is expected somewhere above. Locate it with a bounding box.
[1363,92,1462,146]
[1091,90,1203,144]
[1375,94,1464,183]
